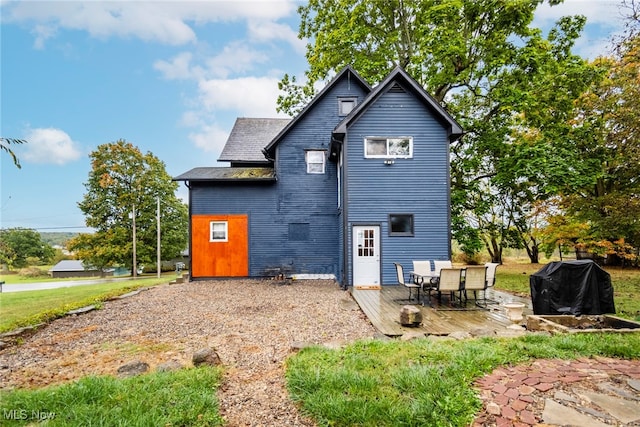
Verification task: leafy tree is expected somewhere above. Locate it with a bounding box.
[280,0,597,262]
[556,34,640,264]
[0,228,55,269]
[68,140,188,274]
[0,137,26,169]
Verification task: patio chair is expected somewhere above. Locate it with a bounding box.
[463,266,488,307]
[485,263,500,288]
[394,262,421,303]
[436,268,464,305]
[433,260,453,278]
[412,260,436,306]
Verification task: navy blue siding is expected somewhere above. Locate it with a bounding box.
[345,88,451,286]
[191,75,368,280]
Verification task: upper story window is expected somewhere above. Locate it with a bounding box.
[364,137,413,158]
[306,150,326,174]
[338,97,357,116]
[210,221,228,242]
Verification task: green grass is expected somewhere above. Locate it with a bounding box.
[494,263,640,321]
[0,278,168,333]
[286,333,640,427]
[0,367,224,426]
[0,269,176,284]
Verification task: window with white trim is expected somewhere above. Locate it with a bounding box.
[364,137,413,158]
[306,150,326,174]
[210,221,228,242]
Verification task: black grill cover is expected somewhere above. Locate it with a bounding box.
[529,260,615,315]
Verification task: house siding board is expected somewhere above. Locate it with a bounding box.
[345,89,450,286]
[189,99,347,279]
[260,75,368,280]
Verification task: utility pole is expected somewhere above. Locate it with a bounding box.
[132,204,137,278]
[157,196,161,278]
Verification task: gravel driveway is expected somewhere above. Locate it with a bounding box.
[0,279,378,426]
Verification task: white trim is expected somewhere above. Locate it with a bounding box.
[364,136,413,158]
[209,221,228,242]
[305,149,326,174]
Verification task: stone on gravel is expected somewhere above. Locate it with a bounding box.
[117,360,149,377]
[67,305,96,315]
[400,331,425,341]
[448,331,472,340]
[192,347,222,367]
[470,327,496,337]
[157,360,183,372]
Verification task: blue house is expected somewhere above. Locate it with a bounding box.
[174,66,462,287]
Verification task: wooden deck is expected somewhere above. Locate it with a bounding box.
[350,286,533,337]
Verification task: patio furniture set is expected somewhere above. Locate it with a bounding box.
[394,261,500,308]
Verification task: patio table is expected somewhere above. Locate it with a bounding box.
[409,271,439,305]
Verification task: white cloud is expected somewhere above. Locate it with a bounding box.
[535,0,624,27]
[154,52,205,80]
[205,41,270,78]
[188,123,230,153]
[534,0,626,58]
[22,128,82,165]
[3,0,298,47]
[247,19,307,54]
[198,76,289,117]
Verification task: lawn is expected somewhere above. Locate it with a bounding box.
[0,367,224,426]
[0,277,169,333]
[286,333,640,426]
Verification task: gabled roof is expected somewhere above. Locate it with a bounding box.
[333,66,463,142]
[219,118,291,163]
[173,166,275,182]
[262,66,372,158]
[49,260,96,272]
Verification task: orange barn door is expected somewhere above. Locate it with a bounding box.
[191,214,249,277]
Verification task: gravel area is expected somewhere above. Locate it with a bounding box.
[0,279,378,426]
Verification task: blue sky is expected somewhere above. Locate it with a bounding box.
[0,0,627,233]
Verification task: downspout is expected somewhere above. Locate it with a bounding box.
[341,137,349,290]
[447,132,462,260]
[185,181,193,281]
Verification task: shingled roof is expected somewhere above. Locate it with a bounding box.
[218,117,292,163]
[173,166,275,182]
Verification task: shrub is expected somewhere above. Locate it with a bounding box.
[19,267,50,278]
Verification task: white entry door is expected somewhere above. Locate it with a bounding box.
[353,225,380,286]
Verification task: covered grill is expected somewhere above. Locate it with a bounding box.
[530,260,615,316]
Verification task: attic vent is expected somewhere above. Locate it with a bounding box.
[389,83,406,93]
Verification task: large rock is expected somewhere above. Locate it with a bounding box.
[192,348,222,367]
[117,360,149,377]
[400,305,423,326]
[157,360,183,372]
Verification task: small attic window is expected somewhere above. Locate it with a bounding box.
[389,83,406,93]
[338,97,357,116]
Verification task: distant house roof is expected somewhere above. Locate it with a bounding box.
[49,260,96,272]
[263,66,372,159]
[218,118,291,163]
[333,66,463,141]
[173,166,276,182]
